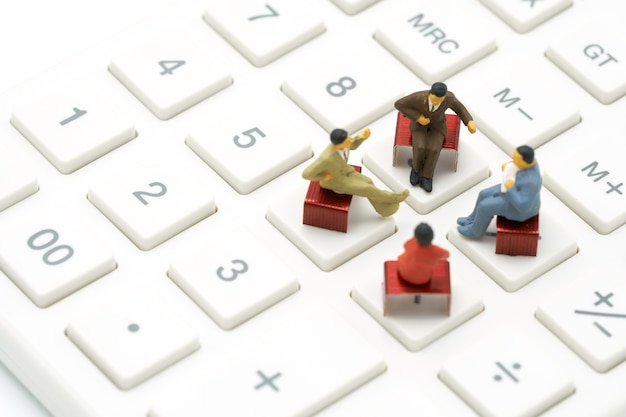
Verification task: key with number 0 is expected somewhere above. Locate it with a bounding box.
[0,205,116,307]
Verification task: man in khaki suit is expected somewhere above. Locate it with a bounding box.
[302,128,409,217]
[394,82,476,192]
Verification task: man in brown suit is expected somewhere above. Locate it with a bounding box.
[394,82,476,192]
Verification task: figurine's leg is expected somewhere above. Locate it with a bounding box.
[457,193,507,238]
[410,131,427,186]
[421,133,444,179]
[457,184,500,226]
[337,172,409,217]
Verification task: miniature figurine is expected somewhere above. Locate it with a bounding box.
[394,82,476,192]
[302,128,409,217]
[457,145,541,238]
[397,222,450,285]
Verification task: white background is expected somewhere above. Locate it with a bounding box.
[0,2,173,415]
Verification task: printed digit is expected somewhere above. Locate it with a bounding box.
[159,60,186,75]
[233,127,266,149]
[133,182,168,205]
[59,107,87,126]
[27,229,75,266]
[216,259,249,281]
[248,4,279,21]
[326,77,357,97]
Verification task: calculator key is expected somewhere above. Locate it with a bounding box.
[282,50,405,133]
[0,154,38,212]
[66,287,199,390]
[374,2,496,84]
[478,0,572,33]
[203,0,325,67]
[87,159,216,250]
[186,99,312,194]
[447,211,578,292]
[330,0,381,15]
[0,206,116,307]
[351,264,484,351]
[546,21,626,104]
[537,270,626,372]
[149,308,385,417]
[464,63,580,155]
[10,78,136,174]
[363,133,489,214]
[543,135,625,235]
[168,227,299,330]
[266,185,396,271]
[109,28,232,120]
[440,332,574,417]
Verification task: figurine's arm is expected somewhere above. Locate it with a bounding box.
[394,93,423,122]
[302,155,331,182]
[349,127,370,150]
[449,97,476,134]
[506,175,541,212]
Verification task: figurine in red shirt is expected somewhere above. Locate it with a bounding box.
[397,223,450,285]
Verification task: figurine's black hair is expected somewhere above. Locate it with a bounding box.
[516,145,535,164]
[330,129,348,145]
[414,222,434,246]
[429,82,448,97]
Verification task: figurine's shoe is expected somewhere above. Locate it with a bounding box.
[409,169,421,186]
[421,177,433,192]
[457,225,482,238]
[457,216,472,226]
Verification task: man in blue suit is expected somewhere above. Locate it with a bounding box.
[457,145,541,238]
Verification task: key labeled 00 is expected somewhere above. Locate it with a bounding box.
[27,228,74,265]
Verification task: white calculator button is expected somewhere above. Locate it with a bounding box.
[478,0,572,33]
[109,28,232,120]
[543,135,625,235]
[546,22,626,104]
[330,0,380,15]
[363,133,489,214]
[266,185,396,272]
[282,50,405,134]
[10,78,136,174]
[168,227,299,330]
[149,308,385,417]
[0,206,116,307]
[351,264,484,352]
[0,154,38,212]
[186,100,312,194]
[374,3,496,84]
[203,0,325,67]
[537,271,626,372]
[464,63,580,154]
[447,211,578,292]
[66,288,199,390]
[87,160,216,250]
[440,332,574,417]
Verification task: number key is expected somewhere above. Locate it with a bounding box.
[10,78,136,174]
[87,159,216,250]
[282,49,405,133]
[186,99,312,194]
[109,28,232,120]
[204,0,325,67]
[168,227,299,330]
[0,206,116,307]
